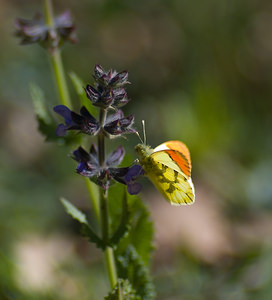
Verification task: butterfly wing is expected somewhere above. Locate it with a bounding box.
[148,148,195,205]
[153,140,192,177]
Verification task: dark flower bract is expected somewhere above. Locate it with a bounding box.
[104,110,135,137]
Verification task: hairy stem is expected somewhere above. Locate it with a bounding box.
[98,109,118,289]
[84,178,100,223]
[44,0,72,108]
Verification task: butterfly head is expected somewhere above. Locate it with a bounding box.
[135,143,153,162]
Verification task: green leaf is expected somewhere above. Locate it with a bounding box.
[60,198,105,249]
[110,189,131,247]
[60,197,88,224]
[69,72,97,117]
[80,223,106,250]
[117,246,155,300]
[109,185,154,266]
[108,185,155,299]
[105,279,140,300]
[30,82,51,123]
[30,82,57,141]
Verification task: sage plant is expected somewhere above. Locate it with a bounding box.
[15,1,155,299]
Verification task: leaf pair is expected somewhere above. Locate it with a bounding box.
[60,194,129,250]
[60,185,156,300]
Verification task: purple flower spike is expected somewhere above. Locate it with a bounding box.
[85,65,131,110]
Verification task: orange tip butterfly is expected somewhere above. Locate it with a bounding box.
[135,139,195,206]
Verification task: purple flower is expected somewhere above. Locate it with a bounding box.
[55,11,77,44]
[15,10,77,52]
[73,146,99,177]
[72,144,129,190]
[104,110,136,137]
[54,105,100,136]
[123,165,144,195]
[106,146,126,167]
[72,144,142,195]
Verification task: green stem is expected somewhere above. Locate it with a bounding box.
[44,0,117,289]
[84,178,100,223]
[98,109,118,289]
[100,188,109,241]
[100,186,118,289]
[44,0,72,108]
[105,247,118,289]
[51,50,72,107]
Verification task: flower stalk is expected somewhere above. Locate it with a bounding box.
[98,107,118,288]
[44,0,118,289]
[53,62,145,292]
[100,189,118,289]
[44,0,72,108]
[16,1,151,297]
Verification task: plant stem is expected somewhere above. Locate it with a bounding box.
[44,0,100,249]
[98,109,118,289]
[99,181,118,289]
[84,178,100,223]
[51,50,72,107]
[44,0,72,108]
[44,0,117,289]
[105,247,118,289]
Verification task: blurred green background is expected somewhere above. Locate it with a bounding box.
[1,0,272,299]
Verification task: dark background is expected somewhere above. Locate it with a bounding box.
[1,0,272,299]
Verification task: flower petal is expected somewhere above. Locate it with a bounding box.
[93,64,105,79]
[127,182,142,195]
[125,165,145,181]
[105,110,124,124]
[85,85,100,103]
[56,124,67,136]
[76,162,98,177]
[104,113,135,136]
[73,146,90,162]
[110,70,129,86]
[106,146,125,167]
[54,105,73,125]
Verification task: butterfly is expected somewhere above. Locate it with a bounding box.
[135,140,195,205]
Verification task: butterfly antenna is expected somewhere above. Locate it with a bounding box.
[142,120,147,145]
[136,131,143,143]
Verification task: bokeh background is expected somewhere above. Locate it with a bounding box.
[1,0,272,299]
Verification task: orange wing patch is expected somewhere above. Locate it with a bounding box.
[164,141,192,175]
[164,150,191,178]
